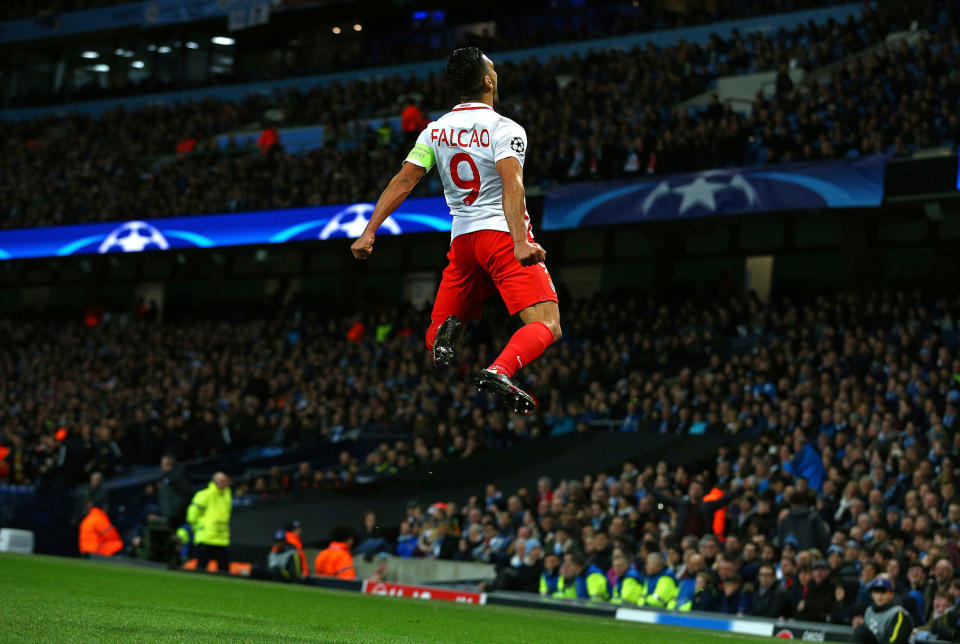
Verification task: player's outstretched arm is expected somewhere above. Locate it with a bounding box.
[351,162,426,260]
[496,157,545,267]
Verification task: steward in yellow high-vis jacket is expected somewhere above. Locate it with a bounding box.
[186,471,232,570]
[553,552,611,601]
[610,547,644,605]
[539,552,561,596]
[639,552,679,609]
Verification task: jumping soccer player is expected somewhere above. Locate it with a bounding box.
[350,47,561,413]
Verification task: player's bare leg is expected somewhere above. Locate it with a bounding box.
[477,301,561,413]
[515,300,561,339]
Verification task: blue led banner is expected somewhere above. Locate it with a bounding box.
[543,155,886,231]
[0,197,452,261]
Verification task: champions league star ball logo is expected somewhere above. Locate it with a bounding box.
[641,170,759,217]
[318,204,402,240]
[510,137,525,154]
[98,221,170,253]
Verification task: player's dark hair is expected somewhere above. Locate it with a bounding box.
[446,47,488,100]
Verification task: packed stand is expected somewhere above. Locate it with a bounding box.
[649,6,960,170]
[0,288,743,489]
[3,0,848,99]
[360,290,960,639]
[4,287,960,492]
[529,0,952,175]
[3,4,934,230]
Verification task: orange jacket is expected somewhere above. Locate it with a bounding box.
[314,541,355,579]
[703,488,727,542]
[285,531,308,577]
[79,507,123,556]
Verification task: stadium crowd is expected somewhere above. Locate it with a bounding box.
[4,2,959,640]
[8,286,960,640]
[329,289,960,639]
[0,286,726,489]
[3,2,949,230]
[5,286,960,489]
[2,0,850,95]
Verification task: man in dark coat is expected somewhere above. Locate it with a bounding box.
[718,573,752,615]
[643,477,743,539]
[692,570,722,612]
[749,564,792,619]
[798,559,836,622]
[156,454,193,527]
[777,490,829,552]
[830,579,866,625]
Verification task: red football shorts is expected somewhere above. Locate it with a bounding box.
[430,230,558,324]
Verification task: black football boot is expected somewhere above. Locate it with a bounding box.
[432,315,463,370]
[476,368,538,414]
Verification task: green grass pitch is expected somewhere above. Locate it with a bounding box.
[0,553,772,643]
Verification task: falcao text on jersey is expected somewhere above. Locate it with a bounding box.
[430,127,491,148]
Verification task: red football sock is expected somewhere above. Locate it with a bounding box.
[425,319,441,351]
[488,321,555,378]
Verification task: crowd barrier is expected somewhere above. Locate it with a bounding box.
[616,607,857,641]
[0,528,34,553]
[349,553,495,586]
[308,576,872,642]
[360,580,486,605]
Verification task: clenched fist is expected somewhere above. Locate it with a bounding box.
[514,239,546,267]
[351,233,375,260]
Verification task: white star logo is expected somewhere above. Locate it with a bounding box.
[673,176,725,214]
[640,171,759,217]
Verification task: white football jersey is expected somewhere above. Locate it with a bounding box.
[405,102,531,241]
